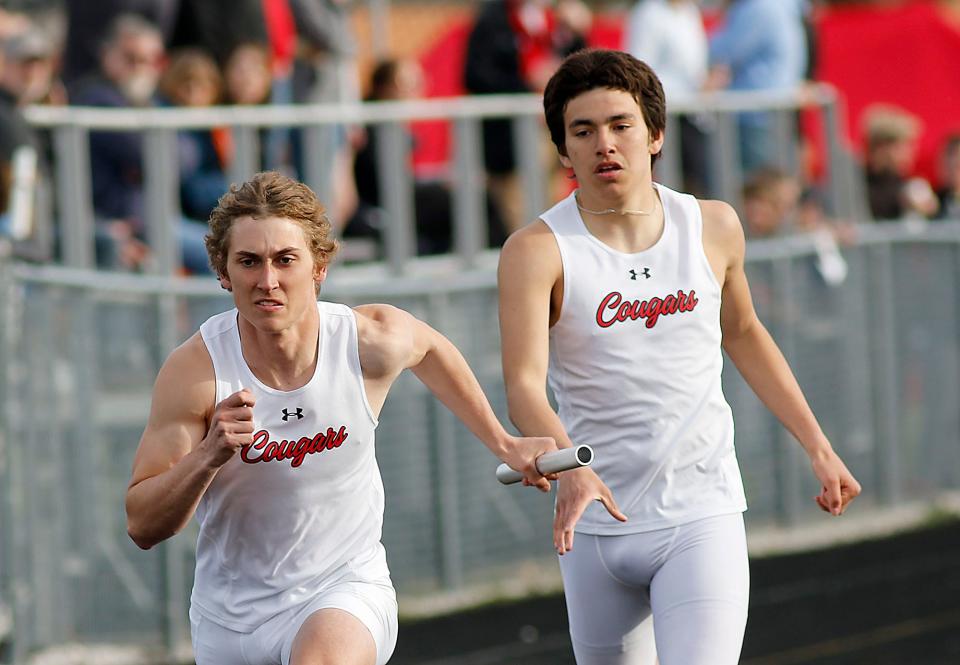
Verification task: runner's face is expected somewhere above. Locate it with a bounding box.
[558,88,663,196]
[220,216,326,332]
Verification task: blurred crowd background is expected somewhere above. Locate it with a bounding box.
[0,0,958,272]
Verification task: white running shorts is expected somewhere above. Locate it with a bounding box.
[559,512,749,665]
[190,554,398,665]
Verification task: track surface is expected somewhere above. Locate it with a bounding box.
[391,520,960,664]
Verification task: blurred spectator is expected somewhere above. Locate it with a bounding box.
[258,0,298,169]
[625,0,715,196]
[289,0,362,202]
[70,14,165,108]
[289,0,356,106]
[1,25,65,106]
[352,58,426,213]
[168,0,266,66]
[709,0,807,172]
[262,0,297,87]
[0,29,40,240]
[0,8,32,40]
[70,15,211,273]
[347,58,507,257]
[936,133,960,220]
[627,0,706,99]
[0,20,60,249]
[223,42,273,105]
[742,165,850,284]
[464,0,590,233]
[62,0,179,85]
[159,48,221,108]
[158,48,228,221]
[741,166,801,238]
[69,13,165,236]
[221,41,275,185]
[862,104,939,221]
[221,41,363,225]
[287,0,360,219]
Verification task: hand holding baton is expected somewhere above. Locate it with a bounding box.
[496,445,594,485]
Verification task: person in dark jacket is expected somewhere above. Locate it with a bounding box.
[70,14,211,272]
[464,0,590,233]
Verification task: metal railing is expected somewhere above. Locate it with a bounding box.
[20,85,866,273]
[2,219,960,663]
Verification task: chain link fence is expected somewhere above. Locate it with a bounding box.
[2,222,960,663]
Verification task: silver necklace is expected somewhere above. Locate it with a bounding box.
[575,192,657,216]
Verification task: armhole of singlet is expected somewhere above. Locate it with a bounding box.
[692,197,724,294]
[345,307,379,427]
[541,217,571,327]
[199,321,228,405]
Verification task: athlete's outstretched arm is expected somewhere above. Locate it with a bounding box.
[704,200,861,515]
[353,303,556,490]
[498,223,626,555]
[125,335,254,549]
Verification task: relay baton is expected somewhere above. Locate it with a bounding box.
[496,445,594,485]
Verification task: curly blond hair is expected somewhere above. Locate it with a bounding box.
[205,172,339,286]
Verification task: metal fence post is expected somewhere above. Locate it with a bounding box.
[709,111,742,211]
[822,97,869,223]
[838,248,877,488]
[657,114,683,191]
[514,114,547,228]
[771,257,803,525]
[428,292,464,590]
[63,286,101,651]
[772,108,799,179]
[869,243,902,504]
[143,128,182,275]
[452,117,486,266]
[228,125,262,186]
[52,126,95,269]
[301,123,337,217]
[0,260,20,664]
[375,122,416,274]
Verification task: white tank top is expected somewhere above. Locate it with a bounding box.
[543,184,746,534]
[191,301,385,631]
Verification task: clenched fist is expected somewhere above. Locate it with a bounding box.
[200,388,256,468]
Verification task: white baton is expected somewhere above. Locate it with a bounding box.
[496,445,594,485]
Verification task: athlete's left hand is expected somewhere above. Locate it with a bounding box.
[810,448,861,516]
[554,467,626,555]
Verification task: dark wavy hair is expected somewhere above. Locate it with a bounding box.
[543,49,666,164]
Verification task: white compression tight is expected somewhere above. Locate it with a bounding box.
[558,512,749,665]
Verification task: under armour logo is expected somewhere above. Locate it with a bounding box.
[629,268,652,280]
[281,408,304,421]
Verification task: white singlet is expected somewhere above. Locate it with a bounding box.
[192,301,387,632]
[542,183,747,534]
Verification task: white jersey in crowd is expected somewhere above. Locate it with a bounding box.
[192,301,385,632]
[542,183,747,535]
[625,0,708,99]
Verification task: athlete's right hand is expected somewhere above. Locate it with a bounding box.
[554,467,626,555]
[200,388,256,468]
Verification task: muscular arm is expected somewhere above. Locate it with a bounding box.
[354,304,556,487]
[703,200,861,514]
[125,335,254,549]
[498,224,625,553]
